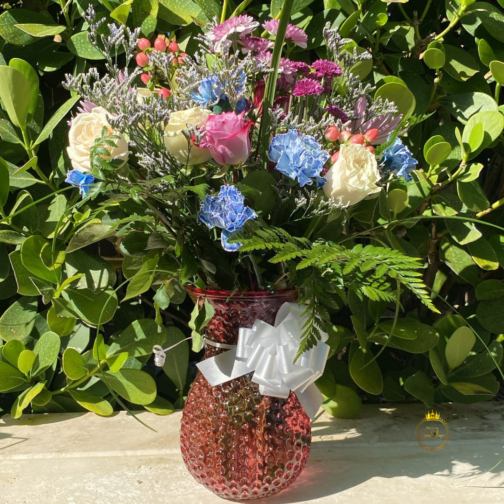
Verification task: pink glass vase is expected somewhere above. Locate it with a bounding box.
[180,288,312,500]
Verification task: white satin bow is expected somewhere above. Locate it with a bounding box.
[196,302,330,420]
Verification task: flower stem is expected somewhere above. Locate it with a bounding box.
[258,0,295,165]
[21,126,57,191]
[220,0,229,23]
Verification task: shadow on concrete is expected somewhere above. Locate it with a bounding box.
[255,403,504,504]
[0,431,28,452]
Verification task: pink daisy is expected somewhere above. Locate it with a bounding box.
[263,19,308,49]
[239,36,273,54]
[292,78,324,97]
[311,59,343,78]
[208,15,259,51]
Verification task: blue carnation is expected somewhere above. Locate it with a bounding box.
[381,137,418,182]
[191,76,225,106]
[268,130,329,188]
[198,185,257,252]
[65,170,95,197]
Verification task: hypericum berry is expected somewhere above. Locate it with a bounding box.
[158,87,171,99]
[135,52,149,67]
[140,73,151,85]
[349,134,365,145]
[154,37,167,51]
[330,151,340,163]
[168,41,179,53]
[138,38,151,51]
[364,128,379,143]
[365,145,375,154]
[339,130,352,142]
[325,126,340,142]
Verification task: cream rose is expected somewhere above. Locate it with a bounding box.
[136,88,153,103]
[164,107,212,165]
[67,106,129,173]
[323,143,381,206]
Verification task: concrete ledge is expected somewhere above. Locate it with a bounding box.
[1,402,504,503]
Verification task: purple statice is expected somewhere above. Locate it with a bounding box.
[268,130,329,187]
[293,78,324,97]
[239,36,273,54]
[325,105,349,123]
[207,15,259,52]
[381,137,418,181]
[263,19,308,48]
[66,170,95,197]
[311,59,342,78]
[198,185,257,252]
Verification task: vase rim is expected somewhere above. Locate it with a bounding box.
[186,285,298,300]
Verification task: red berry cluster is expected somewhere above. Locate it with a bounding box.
[324,126,379,163]
[135,35,187,99]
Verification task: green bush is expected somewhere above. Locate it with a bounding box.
[0,0,503,420]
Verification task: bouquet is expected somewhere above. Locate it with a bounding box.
[63,6,437,360]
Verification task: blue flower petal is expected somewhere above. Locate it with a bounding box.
[198,185,257,252]
[381,137,418,181]
[268,130,329,188]
[221,230,241,252]
[66,170,95,198]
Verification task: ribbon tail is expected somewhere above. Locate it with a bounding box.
[295,383,324,421]
[196,349,252,387]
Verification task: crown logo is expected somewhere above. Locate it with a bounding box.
[425,410,441,421]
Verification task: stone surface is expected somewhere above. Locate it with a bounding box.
[1,402,504,503]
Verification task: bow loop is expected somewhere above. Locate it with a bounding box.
[194,302,330,420]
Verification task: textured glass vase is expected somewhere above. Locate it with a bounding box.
[180,288,312,500]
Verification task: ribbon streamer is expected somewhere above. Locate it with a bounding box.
[196,303,330,420]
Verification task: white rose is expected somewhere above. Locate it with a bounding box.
[323,143,381,206]
[164,107,212,165]
[67,106,129,174]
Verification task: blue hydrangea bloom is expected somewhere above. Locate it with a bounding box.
[191,76,225,106]
[268,130,329,188]
[198,185,257,252]
[65,170,95,197]
[381,137,418,182]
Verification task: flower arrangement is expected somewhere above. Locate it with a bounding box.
[63,5,437,359]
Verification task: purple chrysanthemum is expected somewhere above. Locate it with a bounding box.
[208,15,259,51]
[325,105,349,123]
[239,36,273,54]
[347,97,404,144]
[68,100,97,126]
[77,101,97,114]
[263,19,308,48]
[293,78,324,97]
[312,59,343,78]
[291,60,311,75]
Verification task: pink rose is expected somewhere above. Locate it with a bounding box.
[202,112,253,166]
